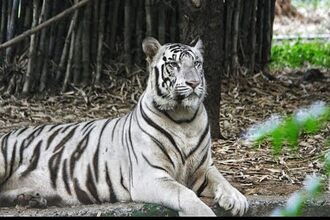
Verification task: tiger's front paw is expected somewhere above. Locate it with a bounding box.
[15,193,47,209]
[214,184,249,216]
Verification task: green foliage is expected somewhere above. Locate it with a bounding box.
[270,41,330,69]
[292,0,330,9]
[255,105,330,155]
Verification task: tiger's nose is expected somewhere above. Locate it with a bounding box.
[186,80,200,89]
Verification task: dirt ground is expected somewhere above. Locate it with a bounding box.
[0,67,329,198]
[217,69,330,196]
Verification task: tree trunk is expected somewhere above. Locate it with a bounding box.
[179,0,225,139]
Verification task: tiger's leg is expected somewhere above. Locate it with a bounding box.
[195,165,249,216]
[132,177,216,216]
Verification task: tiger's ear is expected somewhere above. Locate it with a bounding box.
[142,37,161,62]
[190,37,204,54]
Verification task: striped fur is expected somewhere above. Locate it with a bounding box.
[0,37,248,216]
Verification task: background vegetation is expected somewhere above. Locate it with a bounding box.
[270,41,330,69]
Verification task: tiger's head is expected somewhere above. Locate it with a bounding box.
[142,37,206,111]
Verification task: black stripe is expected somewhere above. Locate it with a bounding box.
[86,164,101,203]
[61,122,79,133]
[142,153,169,174]
[121,114,134,185]
[21,126,44,148]
[196,176,208,197]
[18,125,47,164]
[111,118,120,142]
[193,151,208,174]
[127,113,138,163]
[140,104,185,163]
[49,126,78,188]
[119,166,129,193]
[15,127,28,136]
[134,110,175,169]
[34,124,47,136]
[6,141,17,182]
[45,127,62,150]
[154,67,167,98]
[62,159,71,195]
[53,126,78,153]
[69,129,91,178]
[73,178,93,205]
[168,44,181,50]
[105,163,118,203]
[21,140,42,177]
[93,119,111,182]
[48,145,66,189]
[187,123,209,158]
[82,120,97,134]
[48,124,61,132]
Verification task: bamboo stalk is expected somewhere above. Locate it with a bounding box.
[231,0,241,72]
[249,0,258,72]
[0,0,7,43]
[95,0,106,85]
[256,0,265,70]
[0,0,92,51]
[73,16,82,85]
[5,0,19,63]
[145,0,152,36]
[6,0,12,39]
[35,0,50,84]
[81,2,91,85]
[170,1,177,42]
[135,0,143,65]
[62,25,76,92]
[109,0,120,58]
[22,0,39,95]
[158,1,166,44]
[47,0,58,63]
[21,0,32,53]
[91,0,99,64]
[224,0,234,72]
[56,8,79,82]
[0,0,7,62]
[39,0,52,92]
[124,0,132,72]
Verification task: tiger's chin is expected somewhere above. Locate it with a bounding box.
[180,94,203,110]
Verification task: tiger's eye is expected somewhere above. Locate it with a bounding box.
[194,61,202,67]
[167,61,179,68]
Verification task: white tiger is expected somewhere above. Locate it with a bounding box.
[0,37,248,216]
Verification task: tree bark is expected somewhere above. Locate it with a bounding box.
[179,0,225,139]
